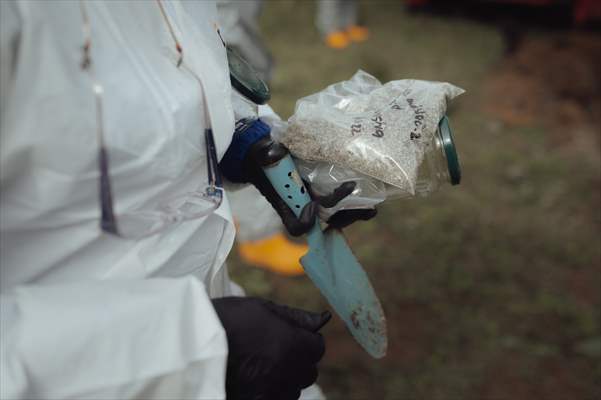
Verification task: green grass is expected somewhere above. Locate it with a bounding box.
[228,1,601,399]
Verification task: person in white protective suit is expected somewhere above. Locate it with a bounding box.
[316,0,370,50]
[0,1,378,399]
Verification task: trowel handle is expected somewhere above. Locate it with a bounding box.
[245,137,320,238]
[262,153,313,219]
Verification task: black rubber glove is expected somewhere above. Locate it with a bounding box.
[212,297,331,400]
[303,179,378,231]
[244,136,377,236]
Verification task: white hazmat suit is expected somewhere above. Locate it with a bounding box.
[1,1,238,398]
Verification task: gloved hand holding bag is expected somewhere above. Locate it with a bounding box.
[219,119,377,236]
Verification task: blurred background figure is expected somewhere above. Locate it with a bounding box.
[218,0,306,276]
[316,0,369,49]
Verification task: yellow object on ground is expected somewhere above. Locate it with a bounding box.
[324,31,350,49]
[238,232,307,276]
[346,25,370,42]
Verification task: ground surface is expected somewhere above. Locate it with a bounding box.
[227,2,601,399]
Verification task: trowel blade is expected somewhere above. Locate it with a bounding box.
[301,228,387,359]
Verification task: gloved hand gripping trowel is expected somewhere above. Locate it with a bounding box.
[246,138,388,359]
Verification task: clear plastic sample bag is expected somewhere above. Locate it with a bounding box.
[274,70,464,216]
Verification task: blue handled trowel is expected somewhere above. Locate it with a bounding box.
[226,46,386,357]
[259,147,387,359]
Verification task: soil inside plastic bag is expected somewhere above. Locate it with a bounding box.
[279,71,464,195]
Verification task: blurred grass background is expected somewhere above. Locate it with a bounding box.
[227,1,601,399]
